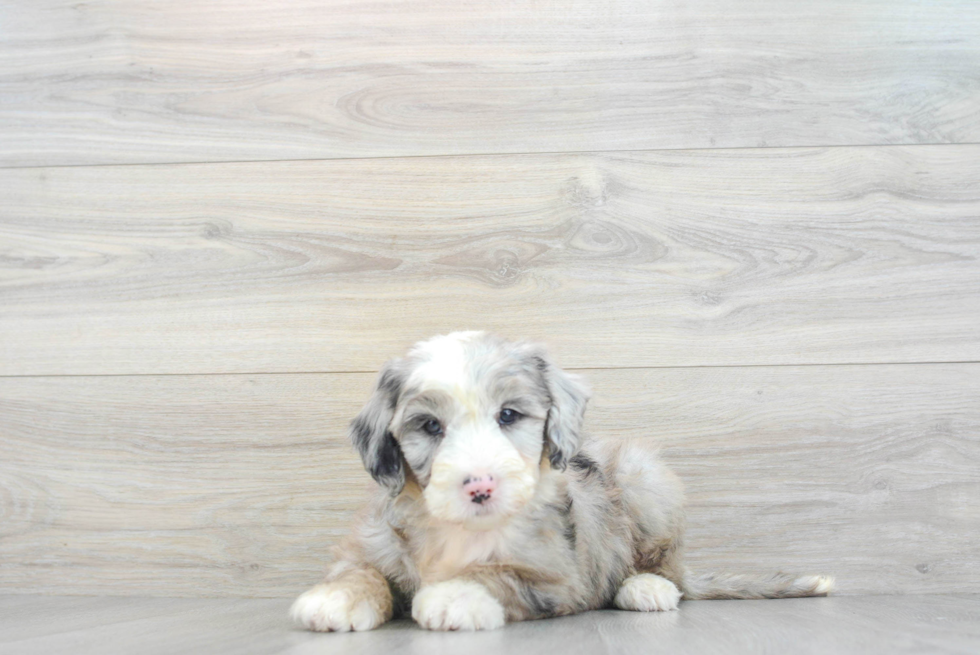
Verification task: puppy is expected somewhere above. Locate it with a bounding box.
[291,331,833,632]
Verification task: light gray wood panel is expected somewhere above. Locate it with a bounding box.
[3,145,979,375]
[1,1,978,166]
[2,594,979,655]
[1,364,977,598]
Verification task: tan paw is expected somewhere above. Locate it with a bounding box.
[412,580,506,631]
[614,573,681,612]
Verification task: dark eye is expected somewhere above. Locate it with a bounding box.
[498,408,521,426]
[422,418,443,437]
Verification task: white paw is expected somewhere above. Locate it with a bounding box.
[412,580,506,631]
[290,583,385,632]
[614,573,681,612]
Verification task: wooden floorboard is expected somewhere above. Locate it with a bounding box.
[1,594,978,655]
[3,145,979,375]
[1,1,978,166]
[1,363,977,597]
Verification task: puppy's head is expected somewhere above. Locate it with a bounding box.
[350,331,590,530]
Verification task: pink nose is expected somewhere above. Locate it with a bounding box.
[462,474,496,504]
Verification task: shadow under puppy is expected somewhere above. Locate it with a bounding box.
[292,331,833,631]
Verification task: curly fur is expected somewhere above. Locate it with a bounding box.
[291,331,833,631]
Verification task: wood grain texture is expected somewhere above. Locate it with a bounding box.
[3,145,979,375]
[1,364,977,598]
[2,594,980,655]
[1,0,978,167]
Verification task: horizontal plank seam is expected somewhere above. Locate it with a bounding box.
[2,141,978,172]
[1,359,978,380]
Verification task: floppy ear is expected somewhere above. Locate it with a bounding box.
[536,353,592,470]
[349,360,406,496]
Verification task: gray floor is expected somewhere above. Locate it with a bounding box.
[1,594,978,655]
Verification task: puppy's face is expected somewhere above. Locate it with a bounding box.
[350,332,590,530]
[395,336,551,529]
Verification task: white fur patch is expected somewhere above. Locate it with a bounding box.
[407,332,479,389]
[797,574,835,595]
[614,573,681,612]
[423,430,538,528]
[290,584,385,632]
[412,579,506,631]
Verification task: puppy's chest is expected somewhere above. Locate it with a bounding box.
[414,525,514,578]
[418,526,514,569]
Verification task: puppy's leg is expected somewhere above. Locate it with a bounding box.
[291,565,393,632]
[412,564,574,631]
[608,438,687,610]
[411,578,506,631]
[614,573,681,611]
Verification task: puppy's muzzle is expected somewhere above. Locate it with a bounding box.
[462,473,496,504]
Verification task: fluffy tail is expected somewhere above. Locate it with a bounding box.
[681,571,835,600]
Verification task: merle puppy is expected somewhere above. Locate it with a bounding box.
[291,331,832,631]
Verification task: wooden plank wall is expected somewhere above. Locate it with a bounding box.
[1,0,978,598]
[2,1,979,166]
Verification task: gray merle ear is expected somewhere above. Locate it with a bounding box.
[349,359,406,496]
[534,351,592,471]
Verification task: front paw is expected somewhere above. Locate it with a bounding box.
[412,580,506,631]
[290,582,387,632]
[614,573,681,612]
